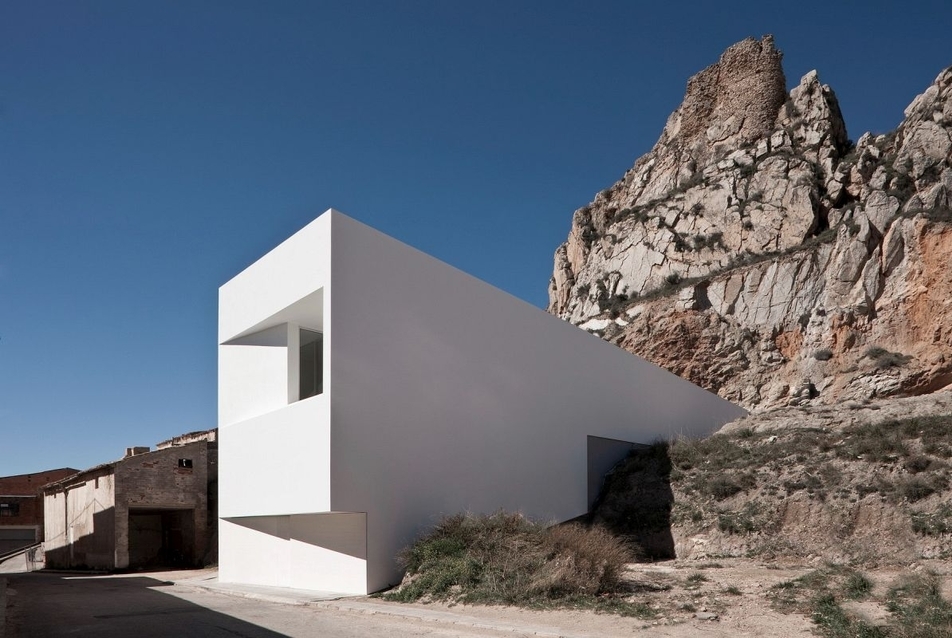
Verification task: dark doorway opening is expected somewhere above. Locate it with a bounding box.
[128,508,196,568]
[590,442,676,560]
[587,435,641,511]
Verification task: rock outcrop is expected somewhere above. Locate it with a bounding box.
[549,36,952,410]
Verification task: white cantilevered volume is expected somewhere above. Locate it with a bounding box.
[217,209,746,594]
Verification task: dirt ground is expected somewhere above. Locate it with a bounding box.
[5,562,815,638]
[368,559,823,637]
[8,559,950,636]
[381,556,951,637]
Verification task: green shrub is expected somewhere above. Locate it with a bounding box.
[903,455,933,474]
[898,415,952,441]
[684,572,708,589]
[615,206,650,225]
[814,348,834,361]
[690,231,726,251]
[921,207,952,223]
[911,505,952,536]
[669,434,750,472]
[855,483,880,498]
[924,441,952,458]
[886,572,952,637]
[843,572,874,600]
[386,512,636,609]
[717,502,768,535]
[838,422,909,462]
[770,566,885,636]
[535,523,632,597]
[898,477,938,502]
[812,593,886,637]
[707,475,744,500]
[784,473,823,495]
[863,346,912,368]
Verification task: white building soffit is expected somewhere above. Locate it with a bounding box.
[221,288,324,345]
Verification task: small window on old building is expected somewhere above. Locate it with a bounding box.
[0,503,19,517]
[300,328,323,399]
[178,458,193,469]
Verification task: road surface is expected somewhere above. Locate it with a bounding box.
[4,571,522,637]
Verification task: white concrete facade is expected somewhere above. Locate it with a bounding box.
[218,210,746,594]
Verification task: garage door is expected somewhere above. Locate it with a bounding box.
[0,527,37,554]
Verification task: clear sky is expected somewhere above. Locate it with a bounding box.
[2,1,950,476]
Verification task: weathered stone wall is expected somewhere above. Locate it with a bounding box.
[43,469,116,569]
[43,441,213,569]
[115,441,209,568]
[674,36,786,161]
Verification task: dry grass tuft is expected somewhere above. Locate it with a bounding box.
[384,512,645,615]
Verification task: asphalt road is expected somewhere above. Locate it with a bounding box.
[4,571,521,638]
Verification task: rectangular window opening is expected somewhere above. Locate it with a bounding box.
[0,503,19,517]
[178,458,193,469]
[299,328,323,400]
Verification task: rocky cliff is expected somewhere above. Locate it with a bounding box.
[549,36,952,410]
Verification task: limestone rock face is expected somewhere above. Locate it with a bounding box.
[548,37,952,410]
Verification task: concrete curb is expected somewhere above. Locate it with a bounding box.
[174,576,601,638]
[174,576,349,606]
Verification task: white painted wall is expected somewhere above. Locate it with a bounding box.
[219,395,331,518]
[218,324,292,426]
[219,513,366,592]
[218,215,331,344]
[218,209,746,595]
[327,212,746,592]
[218,214,334,590]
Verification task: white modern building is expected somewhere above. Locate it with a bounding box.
[218,209,745,595]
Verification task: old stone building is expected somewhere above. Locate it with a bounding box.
[0,468,78,555]
[43,429,217,570]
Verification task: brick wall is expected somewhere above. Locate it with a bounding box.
[0,468,78,552]
[114,441,209,568]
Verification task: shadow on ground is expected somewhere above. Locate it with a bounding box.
[5,571,289,638]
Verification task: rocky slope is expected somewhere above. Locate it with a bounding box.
[593,392,952,566]
[549,36,952,410]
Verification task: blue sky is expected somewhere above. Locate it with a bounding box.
[2,1,950,476]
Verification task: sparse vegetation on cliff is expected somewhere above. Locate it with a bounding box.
[593,398,952,565]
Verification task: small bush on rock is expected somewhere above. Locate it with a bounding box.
[864,346,912,368]
[912,505,952,536]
